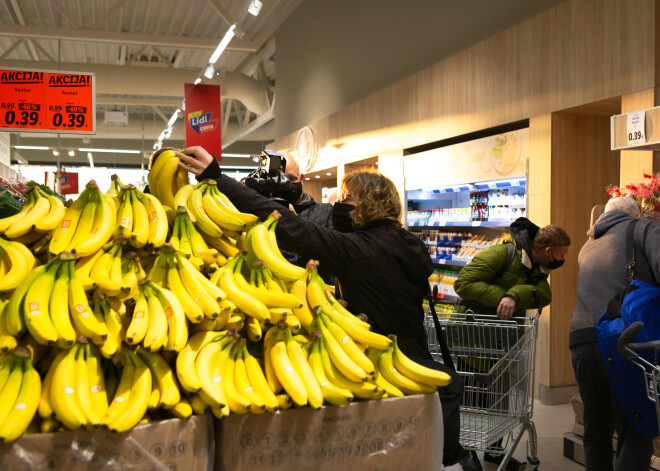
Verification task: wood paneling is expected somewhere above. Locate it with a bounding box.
[272,0,655,169]
[549,113,620,387]
[620,89,656,186]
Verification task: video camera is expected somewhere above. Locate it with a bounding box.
[243,150,302,205]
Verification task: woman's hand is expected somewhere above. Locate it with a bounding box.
[176,146,215,176]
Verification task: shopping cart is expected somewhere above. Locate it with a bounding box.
[425,304,541,471]
[616,321,660,431]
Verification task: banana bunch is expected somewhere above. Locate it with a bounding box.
[114,184,169,249]
[10,253,109,346]
[0,187,65,242]
[40,342,107,431]
[202,232,241,260]
[0,298,18,354]
[105,174,123,209]
[245,211,305,282]
[0,237,36,293]
[179,180,258,238]
[170,206,225,268]
[47,181,116,258]
[119,251,145,300]
[0,347,41,443]
[88,236,131,297]
[93,295,127,359]
[147,149,189,211]
[175,330,277,414]
[124,280,188,352]
[135,348,181,411]
[149,244,227,325]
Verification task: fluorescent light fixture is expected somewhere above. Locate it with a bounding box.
[194,77,202,85]
[305,177,310,181]
[153,142,161,150]
[208,25,236,64]
[326,173,332,176]
[13,145,49,150]
[221,153,252,158]
[87,152,94,168]
[68,150,75,157]
[52,150,59,156]
[248,0,263,16]
[78,148,141,154]
[167,110,180,126]
[204,64,215,79]
[315,175,320,179]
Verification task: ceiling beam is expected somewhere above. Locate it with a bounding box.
[0,24,259,52]
[9,0,39,61]
[90,0,129,31]
[46,0,82,29]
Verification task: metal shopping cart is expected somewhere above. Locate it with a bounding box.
[425,304,541,471]
[616,321,660,433]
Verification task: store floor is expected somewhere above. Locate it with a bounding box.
[444,399,583,470]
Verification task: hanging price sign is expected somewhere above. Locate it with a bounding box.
[626,111,646,147]
[0,67,95,134]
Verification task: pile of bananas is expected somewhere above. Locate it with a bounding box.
[0,166,450,443]
[0,348,41,443]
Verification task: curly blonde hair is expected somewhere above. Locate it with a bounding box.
[341,169,402,229]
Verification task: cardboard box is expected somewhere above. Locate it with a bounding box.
[0,415,213,471]
[215,393,443,471]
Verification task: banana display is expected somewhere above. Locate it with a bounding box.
[0,170,451,443]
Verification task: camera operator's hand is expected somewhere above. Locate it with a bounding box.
[176,146,214,177]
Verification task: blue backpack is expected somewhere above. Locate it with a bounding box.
[596,220,660,438]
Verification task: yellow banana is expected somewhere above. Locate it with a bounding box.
[0,191,37,234]
[217,339,251,414]
[126,287,149,345]
[129,190,150,248]
[175,330,225,392]
[102,350,135,427]
[150,283,188,352]
[391,336,451,387]
[49,262,76,347]
[141,193,169,247]
[84,345,107,427]
[202,233,240,258]
[0,354,41,442]
[378,346,437,395]
[319,305,392,350]
[283,328,323,409]
[33,189,66,233]
[318,340,380,399]
[106,350,152,433]
[233,341,266,413]
[48,190,90,255]
[98,299,124,359]
[208,183,258,226]
[187,185,224,238]
[5,265,48,336]
[152,153,180,210]
[64,191,98,254]
[173,185,196,220]
[178,255,227,301]
[270,327,307,406]
[74,249,103,290]
[170,396,193,419]
[0,238,34,292]
[201,186,245,232]
[173,254,220,319]
[247,214,304,281]
[71,192,116,258]
[74,344,94,426]
[308,340,354,406]
[23,261,60,345]
[137,348,180,409]
[39,349,67,419]
[50,345,87,430]
[148,252,168,287]
[4,189,52,238]
[89,245,123,296]
[115,188,133,238]
[289,271,314,329]
[194,338,229,409]
[319,312,375,376]
[184,216,220,265]
[166,260,204,323]
[316,313,368,383]
[218,256,270,322]
[190,393,211,415]
[68,262,109,343]
[143,285,168,351]
[245,315,262,342]
[173,167,189,198]
[235,267,302,310]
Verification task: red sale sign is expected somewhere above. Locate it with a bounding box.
[58,172,79,195]
[184,83,221,159]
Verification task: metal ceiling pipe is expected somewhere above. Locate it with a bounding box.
[217,68,270,115]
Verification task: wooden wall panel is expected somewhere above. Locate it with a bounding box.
[620,89,656,186]
[549,113,620,387]
[273,0,655,170]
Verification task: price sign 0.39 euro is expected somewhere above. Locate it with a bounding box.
[0,68,95,134]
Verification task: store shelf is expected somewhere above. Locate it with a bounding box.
[433,259,468,267]
[410,220,514,228]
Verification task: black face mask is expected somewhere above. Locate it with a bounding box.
[546,259,565,270]
[332,202,356,232]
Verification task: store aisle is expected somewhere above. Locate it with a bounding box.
[445,399,583,470]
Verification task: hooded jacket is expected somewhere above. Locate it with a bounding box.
[569,210,660,346]
[198,161,435,359]
[453,217,552,314]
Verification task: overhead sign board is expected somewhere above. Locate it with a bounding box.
[184,83,221,159]
[0,67,95,134]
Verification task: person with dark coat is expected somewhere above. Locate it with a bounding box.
[177,146,473,469]
[570,196,660,471]
[453,218,571,470]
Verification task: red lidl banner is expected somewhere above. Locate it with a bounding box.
[0,68,95,134]
[58,172,79,195]
[184,83,221,159]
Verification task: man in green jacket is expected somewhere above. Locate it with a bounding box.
[454,217,570,470]
[454,218,570,319]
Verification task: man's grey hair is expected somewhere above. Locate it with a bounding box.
[604,196,641,216]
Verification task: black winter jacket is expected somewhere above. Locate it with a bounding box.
[199,162,435,359]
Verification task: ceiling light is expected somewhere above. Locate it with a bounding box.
[68,150,75,157]
[13,145,49,150]
[87,152,94,169]
[305,177,310,181]
[208,25,236,64]
[14,155,28,165]
[248,0,263,16]
[52,150,59,156]
[204,64,215,79]
[153,142,161,150]
[78,148,141,154]
[221,153,252,158]
[315,175,320,179]
[326,173,332,176]
[194,77,202,85]
[167,110,180,126]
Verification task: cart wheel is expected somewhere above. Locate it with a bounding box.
[518,457,540,471]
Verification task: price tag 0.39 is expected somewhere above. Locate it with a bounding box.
[626,111,646,147]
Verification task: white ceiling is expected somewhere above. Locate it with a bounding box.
[0,0,302,168]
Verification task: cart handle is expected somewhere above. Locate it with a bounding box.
[616,321,660,361]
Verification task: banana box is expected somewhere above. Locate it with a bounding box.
[0,415,213,471]
[214,393,443,471]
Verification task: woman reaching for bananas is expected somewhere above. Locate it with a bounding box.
[177,146,471,470]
